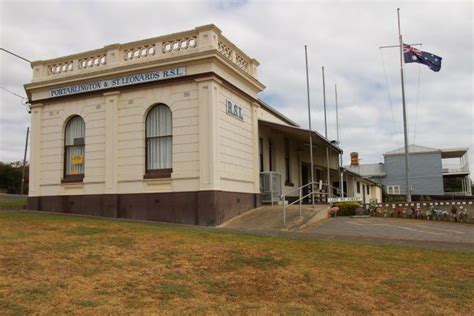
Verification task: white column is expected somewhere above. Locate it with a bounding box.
[29,105,43,196]
[103,91,120,193]
[251,102,260,193]
[196,77,220,190]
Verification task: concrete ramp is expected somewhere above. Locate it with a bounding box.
[219,204,329,231]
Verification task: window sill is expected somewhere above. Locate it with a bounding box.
[61,174,84,183]
[143,168,173,179]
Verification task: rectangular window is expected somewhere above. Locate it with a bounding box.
[284,138,291,185]
[65,143,85,175]
[394,186,400,194]
[356,181,360,194]
[367,185,370,195]
[387,185,400,195]
[259,137,263,172]
[147,136,172,169]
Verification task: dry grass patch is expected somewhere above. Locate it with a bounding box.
[0,210,473,314]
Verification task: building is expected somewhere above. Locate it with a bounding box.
[339,168,383,204]
[347,145,472,197]
[24,25,342,226]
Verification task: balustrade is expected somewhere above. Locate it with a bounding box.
[31,25,259,82]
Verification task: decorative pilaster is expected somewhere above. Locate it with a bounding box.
[196,77,220,190]
[103,91,120,193]
[29,104,43,196]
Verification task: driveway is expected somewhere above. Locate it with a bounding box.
[303,217,474,246]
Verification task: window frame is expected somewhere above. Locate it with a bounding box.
[144,104,173,179]
[62,115,85,183]
[387,185,401,195]
[394,185,400,195]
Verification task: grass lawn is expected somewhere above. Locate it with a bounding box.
[0,211,473,314]
[0,196,26,210]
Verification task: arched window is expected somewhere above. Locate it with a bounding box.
[64,116,85,181]
[145,104,172,178]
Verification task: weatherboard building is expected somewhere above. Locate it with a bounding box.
[25,25,343,226]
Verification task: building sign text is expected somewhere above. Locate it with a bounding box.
[49,67,186,98]
[225,100,244,121]
[328,197,363,203]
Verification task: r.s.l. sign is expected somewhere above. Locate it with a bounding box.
[49,67,186,98]
[226,100,244,121]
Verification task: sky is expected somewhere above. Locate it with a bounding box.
[0,0,473,173]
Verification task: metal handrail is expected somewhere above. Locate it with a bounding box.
[281,181,329,225]
[280,181,321,200]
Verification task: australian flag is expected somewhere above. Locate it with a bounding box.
[404,44,442,72]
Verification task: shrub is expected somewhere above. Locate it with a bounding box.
[332,202,361,216]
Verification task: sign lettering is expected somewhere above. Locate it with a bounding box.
[328,197,363,203]
[49,67,186,98]
[225,100,244,121]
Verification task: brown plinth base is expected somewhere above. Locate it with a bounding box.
[27,191,262,226]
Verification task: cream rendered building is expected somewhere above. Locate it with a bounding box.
[25,25,342,226]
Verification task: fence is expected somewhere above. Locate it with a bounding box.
[260,172,282,205]
[362,200,474,223]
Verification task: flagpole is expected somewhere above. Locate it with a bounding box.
[397,8,412,202]
[335,84,343,197]
[305,45,315,207]
[322,67,331,199]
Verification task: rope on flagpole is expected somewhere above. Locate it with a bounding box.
[379,49,401,148]
[412,46,422,145]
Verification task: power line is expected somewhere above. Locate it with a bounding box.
[0,86,27,100]
[0,48,31,63]
[0,86,31,114]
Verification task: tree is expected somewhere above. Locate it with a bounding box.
[0,162,28,194]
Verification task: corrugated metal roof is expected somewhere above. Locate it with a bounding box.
[257,99,299,127]
[259,120,343,154]
[345,163,385,177]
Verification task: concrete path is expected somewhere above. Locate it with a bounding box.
[219,208,473,251]
[219,204,328,231]
[302,217,474,246]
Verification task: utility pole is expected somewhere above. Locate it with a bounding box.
[397,8,412,202]
[335,84,343,197]
[322,66,330,198]
[20,127,29,195]
[304,46,315,207]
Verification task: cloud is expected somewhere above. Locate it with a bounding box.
[0,0,472,176]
